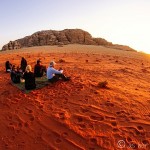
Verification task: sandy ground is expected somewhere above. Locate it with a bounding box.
[0,44,150,150]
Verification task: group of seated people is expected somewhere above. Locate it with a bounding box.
[5,59,70,90]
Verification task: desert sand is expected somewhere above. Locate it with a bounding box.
[0,44,150,150]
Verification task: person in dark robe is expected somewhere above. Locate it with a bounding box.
[23,65,36,90]
[34,59,46,77]
[21,57,27,72]
[5,61,12,72]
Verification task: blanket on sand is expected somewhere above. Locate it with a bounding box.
[11,76,51,93]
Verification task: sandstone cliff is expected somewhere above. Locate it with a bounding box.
[2,29,135,52]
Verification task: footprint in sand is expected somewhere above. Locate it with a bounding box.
[129,142,138,149]
[28,110,33,114]
[11,135,16,140]
[137,126,143,130]
[63,99,68,104]
[15,129,21,134]
[17,142,26,150]
[85,59,89,63]
[105,101,114,107]
[30,116,35,121]
[58,112,66,119]
[8,123,16,131]
[39,105,44,109]
[111,121,117,127]
[46,105,53,111]
[116,110,126,115]
[79,124,86,129]
[80,107,89,113]
[135,130,141,136]
[112,128,119,132]
[94,91,99,95]
[77,116,83,123]
[18,122,23,128]
[90,115,104,121]
[89,138,98,145]
[73,115,87,128]
[55,138,62,144]
[129,116,136,120]
[128,127,141,136]
[142,140,149,145]
[126,137,132,142]
[4,144,9,149]
[7,116,13,120]
[34,136,42,144]
[61,132,68,138]
[116,111,130,120]
[89,148,96,150]
[105,116,116,121]
[24,122,29,128]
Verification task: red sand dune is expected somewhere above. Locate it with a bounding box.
[0,44,150,150]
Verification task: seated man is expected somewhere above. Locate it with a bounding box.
[47,61,70,83]
[34,59,46,77]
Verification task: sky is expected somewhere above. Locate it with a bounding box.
[0,0,150,54]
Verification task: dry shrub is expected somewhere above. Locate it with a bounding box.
[96,59,101,62]
[58,59,66,63]
[98,81,108,88]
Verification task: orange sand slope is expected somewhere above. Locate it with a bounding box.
[0,44,150,150]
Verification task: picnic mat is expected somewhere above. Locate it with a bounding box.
[11,76,51,93]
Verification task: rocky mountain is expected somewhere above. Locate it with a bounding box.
[2,29,135,52]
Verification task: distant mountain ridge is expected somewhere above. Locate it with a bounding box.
[2,29,136,52]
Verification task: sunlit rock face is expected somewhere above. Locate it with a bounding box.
[2,29,135,52]
[2,40,21,50]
